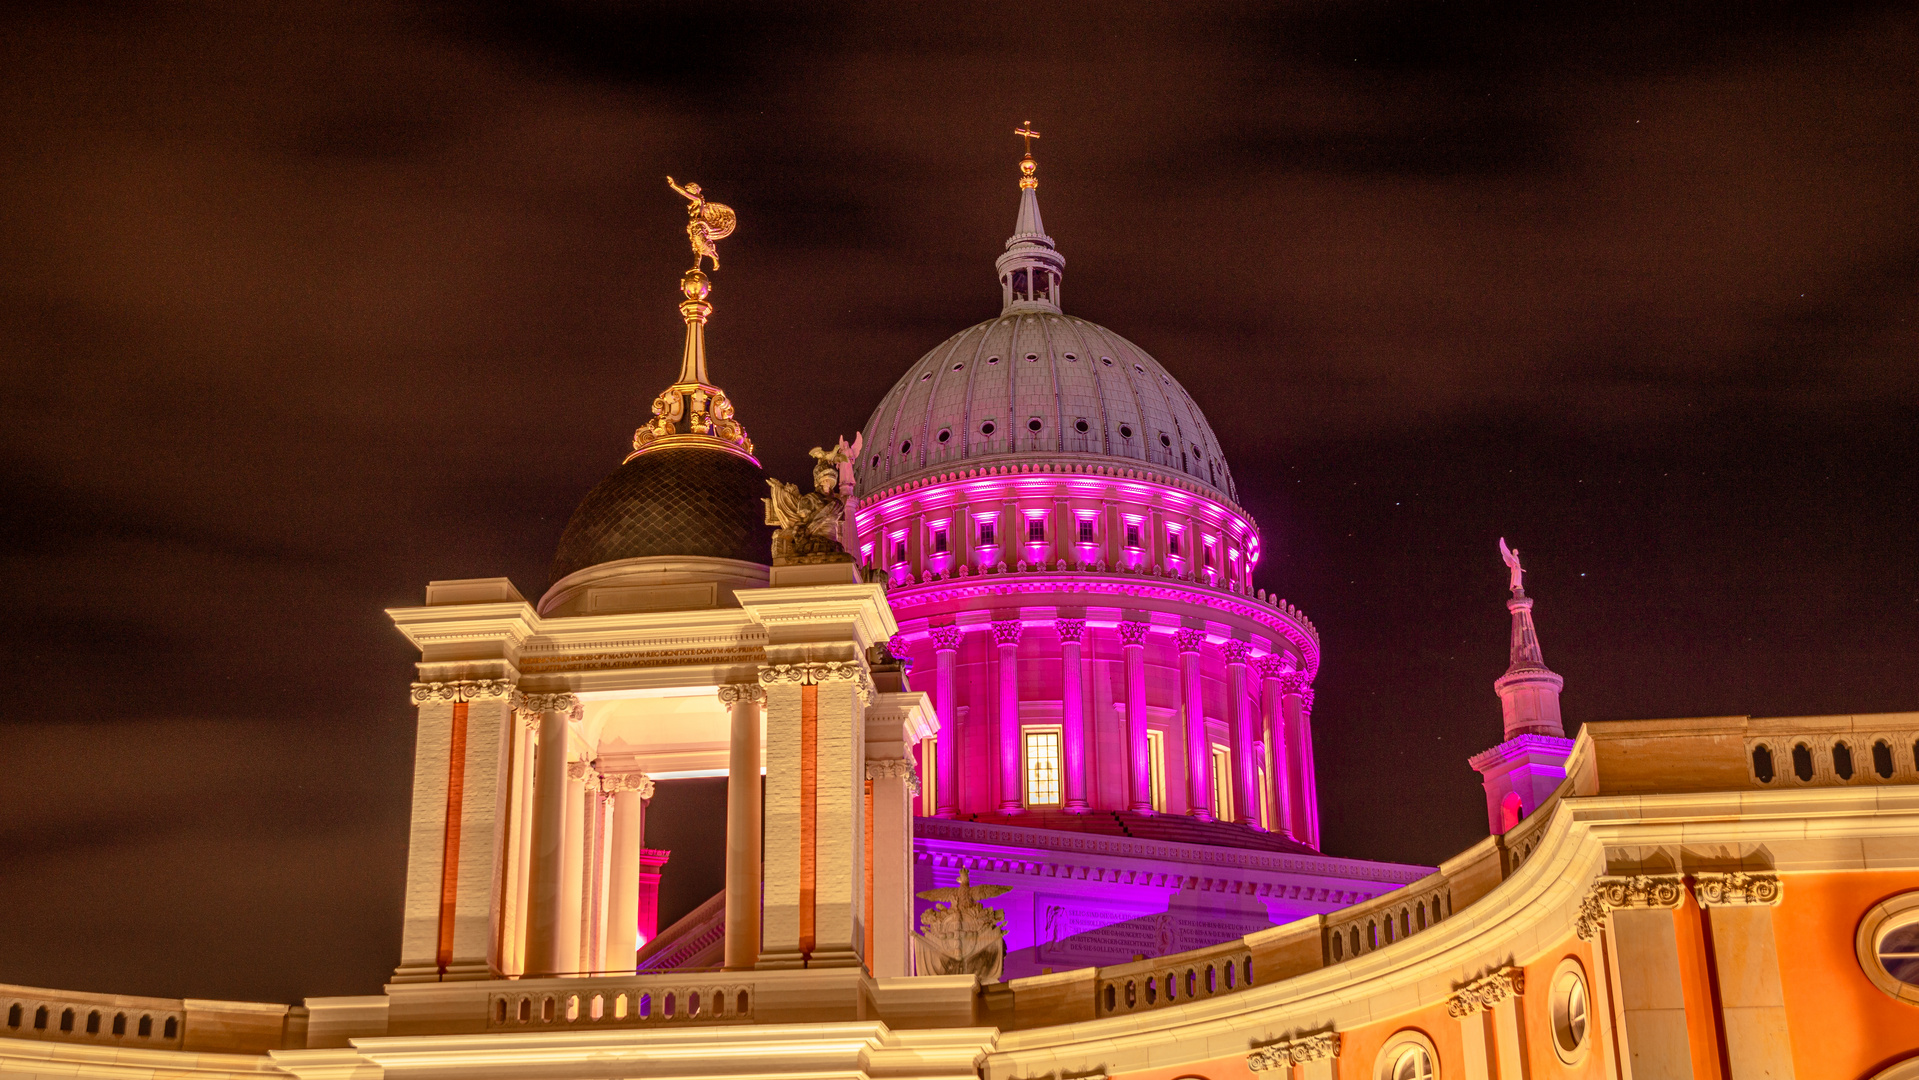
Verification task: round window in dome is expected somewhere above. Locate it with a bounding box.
[1119,425,1133,439]
[981,421,996,436]
[900,440,912,455]
[988,356,1000,364]
[952,363,964,371]
[1101,357,1113,366]
[871,455,880,468]
[1074,419,1089,433]
[1134,364,1146,374]
[1027,418,1043,432]
[1064,353,1077,361]
[920,373,931,381]
[1025,353,1039,362]
[937,428,951,444]
[1159,433,1172,448]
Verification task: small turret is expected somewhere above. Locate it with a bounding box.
[996,122,1065,314]
[1469,538,1574,834]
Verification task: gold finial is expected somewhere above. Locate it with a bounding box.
[668,176,737,273]
[1015,121,1041,154]
[1014,122,1040,188]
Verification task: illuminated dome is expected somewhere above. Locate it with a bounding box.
[854,312,1236,501]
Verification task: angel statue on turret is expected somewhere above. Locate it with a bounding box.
[764,438,859,564]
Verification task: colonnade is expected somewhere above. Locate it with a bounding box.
[922,618,1319,847]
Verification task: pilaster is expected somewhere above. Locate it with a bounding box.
[1694,873,1794,1080]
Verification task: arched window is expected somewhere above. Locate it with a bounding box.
[1752,744,1775,783]
[6,1004,19,1028]
[1499,791,1525,832]
[35,1006,49,1030]
[162,1017,177,1040]
[1792,743,1815,782]
[1875,740,1896,779]
[137,1015,151,1037]
[1332,933,1344,961]
[1374,1031,1439,1080]
[1834,741,1856,780]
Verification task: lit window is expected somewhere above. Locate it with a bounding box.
[1168,531,1181,556]
[1204,544,1215,567]
[1211,745,1234,822]
[1391,1046,1433,1080]
[893,539,907,564]
[1024,728,1062,806]
[920,740,938,816]
[1373,1034,1439,1080]
[1028,517,1045,543]
[979,520,996,546]
[1078,518,1096,544]
[1146,730,1168,812]
[1125,523,1141,549]
[932,529,948,554]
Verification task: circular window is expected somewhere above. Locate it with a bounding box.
[1159,433,1172,448]
[1064,353,1077,361]
[1134,364,1146,374]
[987,356,1001,364]
[1025,353,1039,361]
[920,373,931,381]
[1027,418,1043,432]
[952,363,964,371]
[1550,958,1591,1063]
[1101,356,1113,366]
[980,421,996,436]
[1074,419,1089,433]
[937,428,951,444]
[870,455,880,468]
[1118,425,1133,439]
[1860,890,1919,1004]
[899,441,911,455]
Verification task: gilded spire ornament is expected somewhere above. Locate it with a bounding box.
[626,179,756,464]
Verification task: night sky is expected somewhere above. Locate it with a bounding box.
[3,2,1915,1005]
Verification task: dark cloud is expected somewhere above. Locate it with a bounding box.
[1,1,1914,1000]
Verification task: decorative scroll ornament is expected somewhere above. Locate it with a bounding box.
[518,692,583,722]
[601,771,656,799]
[929,625,965,652]
[1247,1030,1341,1070]
[1117,620,1151,647]
[566,760,598,784]
[867,757,923,795]
[1693,872,1782,907]
[1576,874,1686,940]
[765,440,858,565]
[1054,618,1087,645]
[717,683,767,705]
[410,679,515,705]
[914,868,1013,980]
[1447,967,1526,1017]
[759,661,873,703]
[1174,627,1207,654]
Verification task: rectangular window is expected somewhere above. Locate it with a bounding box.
[1168,531,1181,556]
[978,519,996,546]
[1024,727,1062,807]
[1027,516,1045,543]
[921,739,938,816]
[1125,522,1142,549]
[1077,518,1096,544]
[1211,745,1234,822]
[1204,544,1215,567]
[1147,729,1168,813]
[932,528,948,554]
[893,539,908,564]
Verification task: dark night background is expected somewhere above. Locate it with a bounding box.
[2,2,1915,1004]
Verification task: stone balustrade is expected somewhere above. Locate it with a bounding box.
[488,976,754,1030]
[0,983,296,1053]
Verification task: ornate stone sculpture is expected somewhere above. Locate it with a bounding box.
[1693,872,1782,907]
[1575,874,1686,940]
[1499,536,1525,594]
[668,177,736,272]
[1447,966,1525,1017]
[1247,1031,1341,1070]
[913,868,1013,980]
[765,443,856,564]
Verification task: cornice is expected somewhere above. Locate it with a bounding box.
[387,602,538,652]
[855,458,1254,525]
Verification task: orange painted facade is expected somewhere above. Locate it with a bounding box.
[1777,870,1919,1080]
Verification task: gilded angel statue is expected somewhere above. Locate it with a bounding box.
[668,177,736,272]
[764,444,854,563]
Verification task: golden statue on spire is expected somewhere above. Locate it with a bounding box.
[667,177,737,272]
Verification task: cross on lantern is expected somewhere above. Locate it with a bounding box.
[1015,122,1041,154]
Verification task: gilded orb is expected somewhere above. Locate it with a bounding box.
[681,268,711,300]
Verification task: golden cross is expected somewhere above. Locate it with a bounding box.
[1014,122,1041,155]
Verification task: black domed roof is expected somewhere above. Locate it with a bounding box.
[550,447,768,584]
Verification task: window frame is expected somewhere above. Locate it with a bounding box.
[1372,1030,1439,1080]
[1146,728,1168,813]
[1022,724,1064,808]
[1549,956,1593,1064]
[1857,888,1919,1005]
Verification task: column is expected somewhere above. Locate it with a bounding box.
[601,772,653,974]
[395,684,457,981]
[1447,967,1523,1080]
[1258,658,1295,838]
[636,849,670,946]
[1277,673,1313,845]
[930,627,963,818]
[1695,873,1795,1079]
[1223,642,1257,826]
[994,617,1025,813]
[1592,876,1695,1080]
[720,683,766,970]
[1057,618,1090,812]
[865,758,919,976]
[1120,620,1153,812]
[1297,685,1321,847]
[560,760,590,974]
[1176,628,1211,821]
[503,711,538,974]
[522,692,579,977]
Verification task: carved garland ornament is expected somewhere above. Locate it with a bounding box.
[1447,966,1525,1017]
[867,757,923,795]
[1692,872,1782,907]
[410,679,516,705]
[1247,1030,1341,1070]
[1575,874,1686,941]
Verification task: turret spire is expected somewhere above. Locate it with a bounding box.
[628,180,756,465]
[1494,538,1564,739]
[997,122,1065,314]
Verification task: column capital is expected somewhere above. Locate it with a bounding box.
[1693,871,1782,907]
[1575,873,1686,940]
[718,683,767,705]
[1447,966,1525,1017]
[760,661,873,703]
[1276,671,1310,696]
[929,625,965,652]
[1257,655,1293,681]
[1174,627,1206,654]
[1117,619,1151,647]
[991,618,1023,647]
[566,759,598,784]
[519,691,582,720]
[1054,617,1087,644]
[1247,1030,1340,1070]
[411,678,516,705]
[1220,640,1253,666]
[866,757,922,795]
[601,771,656,799]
